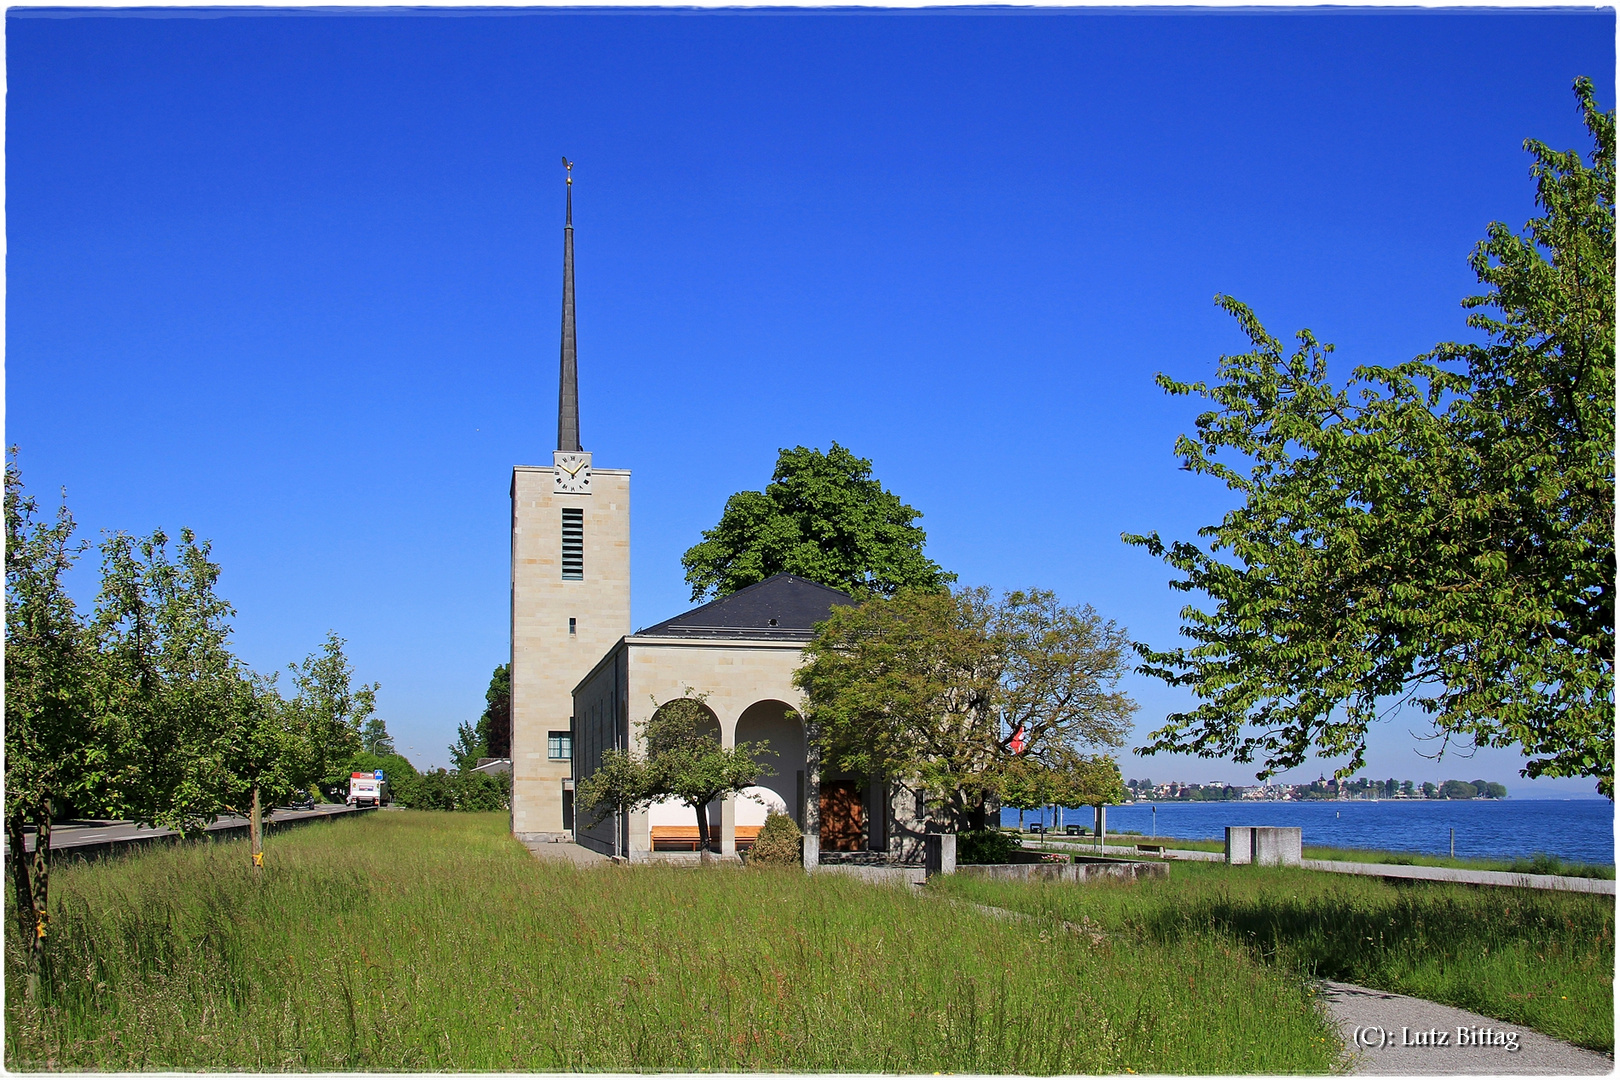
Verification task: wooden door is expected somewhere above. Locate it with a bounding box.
[820,783,864,851]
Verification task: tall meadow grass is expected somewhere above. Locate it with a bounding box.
[8,812,1341,1072]
[936,861,1615,1052]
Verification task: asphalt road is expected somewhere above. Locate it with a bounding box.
[6,804,365,856]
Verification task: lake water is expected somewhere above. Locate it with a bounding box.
[999,799,1616,866]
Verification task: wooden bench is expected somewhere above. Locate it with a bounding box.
[651,825,763,851]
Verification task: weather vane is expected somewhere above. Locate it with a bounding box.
[562,157,574,186]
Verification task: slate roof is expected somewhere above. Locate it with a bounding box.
[635,574,856,640]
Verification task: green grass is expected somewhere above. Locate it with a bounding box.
[8,811,1342,1073]
[934,861,1615,1053]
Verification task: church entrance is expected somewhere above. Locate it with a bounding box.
[819,782,864,851]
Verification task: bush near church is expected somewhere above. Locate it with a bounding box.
[956,828,1022,865]
[747,812,802,866]
[406,768,511,812]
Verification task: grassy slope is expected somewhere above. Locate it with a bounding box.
[935,862,1615,1053]
[8,812,1341,1073]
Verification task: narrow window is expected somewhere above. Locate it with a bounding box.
[568,617,577,635]
[561,508,584,579]
[549,731,573,760]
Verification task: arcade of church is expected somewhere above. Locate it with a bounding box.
[571,636,810,859]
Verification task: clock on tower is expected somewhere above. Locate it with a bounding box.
[554,450,592,493]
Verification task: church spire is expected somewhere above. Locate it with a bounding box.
[557,157,581,453]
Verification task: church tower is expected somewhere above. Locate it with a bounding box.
[510,162,631,841]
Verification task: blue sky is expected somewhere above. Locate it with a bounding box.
[7,6,1613,793]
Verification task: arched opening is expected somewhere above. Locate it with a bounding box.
[646,697,722,851]
[735,699,807,830]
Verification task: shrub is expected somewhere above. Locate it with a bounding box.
[956,828,1021,864]
[398,768,509,812]
[748,812,802,866]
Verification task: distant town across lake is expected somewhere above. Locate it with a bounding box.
[1124,776,1508,801]
[1001,798,1615,866]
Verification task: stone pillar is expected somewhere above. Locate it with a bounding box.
[924,831,956,877]
[1225,826,1253,865]
[1251,826,1302,867]
[719,717,735,856]
[720,796,735,857]
[802,721,821,871]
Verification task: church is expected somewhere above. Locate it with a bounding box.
[509,173,927,864]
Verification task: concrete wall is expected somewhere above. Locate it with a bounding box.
[510,464,631,841]
[571,639,629,856]
[1224,826,1302,866]
[1251,826,1303,867]
[957,859,1169,882]
[811,865,926,888]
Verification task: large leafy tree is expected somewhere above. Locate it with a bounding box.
[680,443,954,602]
[93,528,245,835]
[575,693,771,864]
[1127,79,1614,795]
[4,455,98,991]
[297,633,378,801]
[795,587,1136,828]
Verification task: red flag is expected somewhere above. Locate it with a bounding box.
[1009,724,1027,754]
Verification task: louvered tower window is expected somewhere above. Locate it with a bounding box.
[561,508,584,580]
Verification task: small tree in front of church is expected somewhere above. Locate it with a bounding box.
[575,691,773,865]
[796,586,1136,831]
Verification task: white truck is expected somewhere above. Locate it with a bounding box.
[347,771,387,808]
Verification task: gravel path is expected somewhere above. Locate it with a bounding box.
[1320,979,1612,1075]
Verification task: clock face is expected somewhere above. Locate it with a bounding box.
[554,451,592,494]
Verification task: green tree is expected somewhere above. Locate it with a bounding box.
[361,714,396,756]
[576,693,772,864]
[4,456,97,991]
[1128,80,1614,796]
[92,528,244,835]
[999,753,1052,831]
[1043,746,1128,810]
[223,672,309,874]
[795,587,1136,829]
[293,633,377,802]
[680,443,954,602]
[448,664,511,769]
[448,721,483,772]
[1440,780,1479,799]
[479,663,511,759]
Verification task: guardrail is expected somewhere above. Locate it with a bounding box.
[4,805,375,864]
